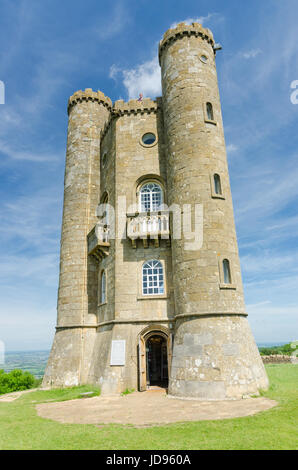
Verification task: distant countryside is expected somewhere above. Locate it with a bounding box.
[1,342,294,380]
[3,351,49,379]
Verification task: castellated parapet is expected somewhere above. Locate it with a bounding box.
[43,23,269,399]
[158,22,214,64]
[67,88,112,114]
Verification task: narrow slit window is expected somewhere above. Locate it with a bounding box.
[214,174,222,195]
[100,271,106,303]
[223,259,231,284]
[206,102,214,121]
[102,153,107,167]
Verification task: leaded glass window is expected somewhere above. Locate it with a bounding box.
[139,182,163,212]
[142,260,164,295]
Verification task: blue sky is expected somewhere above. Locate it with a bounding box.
[0,0,297,350]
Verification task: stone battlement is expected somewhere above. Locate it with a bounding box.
[68,88,113,114]
[113,97,158,115]
[159,22,215,64]
[100,97,161,140]
[68,89,160,119]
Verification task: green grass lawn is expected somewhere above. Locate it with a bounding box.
[0,365,297,450]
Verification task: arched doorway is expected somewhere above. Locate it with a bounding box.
[146,335,168,387]
[138,328,171,391]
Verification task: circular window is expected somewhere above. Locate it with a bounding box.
[142,133,156,146]
[200,55,208,63]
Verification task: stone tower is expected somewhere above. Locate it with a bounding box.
[43,90,112,386]
[159,23,268,398]
[43,23,269,399]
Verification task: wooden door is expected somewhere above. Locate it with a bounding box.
[138,336,146,391]
[167,334,173,380]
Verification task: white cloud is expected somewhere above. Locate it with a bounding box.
[0,140,58,162]
[236,160,298,222]
[0,253,58,280]
[241,49,262,59]
[226,143,238,153]
[170,13,222,29]
[111,12,225,101]
[245,274,298,291]
[241,252,298,274]
[246,300,272,308]
[94,1,130,40]
[0,301,56,351]
[248,305,298,343]
[266,216,298,232]
[109,64,121,81]
[0,190,61,250]
[0,109,21,127]
[111,56,162,100]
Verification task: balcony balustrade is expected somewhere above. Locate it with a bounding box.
[87,223,110,260]
[127,211,170,248]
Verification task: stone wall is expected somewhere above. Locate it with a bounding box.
[261,355,292,364]
[88,99,176,393]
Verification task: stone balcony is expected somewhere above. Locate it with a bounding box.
[127,211,170,248]
[87,223,110,260]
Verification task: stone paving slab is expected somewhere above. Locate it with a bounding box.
[36,390,277,426]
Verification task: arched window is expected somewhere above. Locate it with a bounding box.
[100,270,106,304]
[139,182,163,212]
[214,174,222,195]
[142,260,164,295]
[223,259,231,284]
[206,102,214,121]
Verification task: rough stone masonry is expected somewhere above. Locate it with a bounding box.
[43,22,269,399]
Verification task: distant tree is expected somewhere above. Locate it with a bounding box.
[259,343,297,356]
[0,369,35,395]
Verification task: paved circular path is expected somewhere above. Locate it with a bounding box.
[36,389,277,426]
[0,388,39,402]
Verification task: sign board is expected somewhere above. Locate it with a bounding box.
[110,340,126,366]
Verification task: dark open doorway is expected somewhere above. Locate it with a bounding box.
[146,334,168,388]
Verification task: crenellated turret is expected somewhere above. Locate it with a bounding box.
[42,89,111,387]
[160,23,268,399]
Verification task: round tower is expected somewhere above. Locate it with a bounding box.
[42,89,111,387]
[159,23,268,399]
